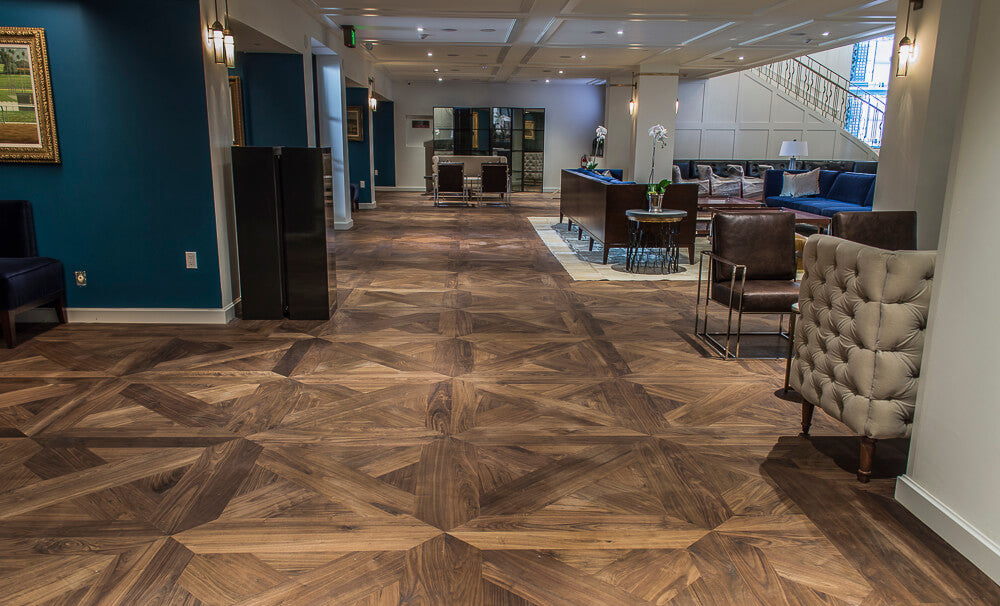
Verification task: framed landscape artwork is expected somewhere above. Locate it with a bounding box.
[346,106,364,141]
[0,27,59,163]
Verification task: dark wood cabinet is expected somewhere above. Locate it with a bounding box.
[232,146,335,320]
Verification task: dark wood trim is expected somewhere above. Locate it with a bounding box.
[801,402,814,436]
[858,436,877,483]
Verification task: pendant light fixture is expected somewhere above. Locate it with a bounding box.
[896,0,922,77]
[368,77,378,111]
[209,0,225,65]
[628,76,637,115]
[223,0,236,68]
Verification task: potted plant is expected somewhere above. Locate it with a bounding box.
[647,178,672,211]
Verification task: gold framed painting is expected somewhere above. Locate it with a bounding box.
[346,106,364,141]
[228,76,246,147]
[0,27,59,163]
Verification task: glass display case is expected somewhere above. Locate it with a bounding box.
[433,106,545,192]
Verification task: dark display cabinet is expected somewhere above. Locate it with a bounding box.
[232,146,335,320]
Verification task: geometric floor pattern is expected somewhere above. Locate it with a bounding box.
[1,192,997,605]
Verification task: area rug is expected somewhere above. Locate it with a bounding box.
[528,216,709,281]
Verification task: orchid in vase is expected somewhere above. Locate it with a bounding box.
[646,124,671,210]
[587,125,608,169]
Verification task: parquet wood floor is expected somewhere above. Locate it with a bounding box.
[1,191,997,605]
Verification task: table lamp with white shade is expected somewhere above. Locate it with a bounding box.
[779,139,809,170]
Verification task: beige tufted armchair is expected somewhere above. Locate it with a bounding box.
[790,235,936,482]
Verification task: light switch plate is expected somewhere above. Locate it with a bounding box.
[185,251,198,269]
[360,180,366,188]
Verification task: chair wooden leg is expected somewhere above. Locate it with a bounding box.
[688,244,695,265]
[589,238,594,252]
[602,247,610,265]
[858,436,877,483]
[800,402,814,436]
[54,294,68,324]
[1,310,15,348]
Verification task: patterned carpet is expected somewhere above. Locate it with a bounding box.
[529,217,708,281]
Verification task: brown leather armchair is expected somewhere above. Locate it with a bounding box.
[696,212,799,359]
[831,211,917,250]
[434,163,468,206]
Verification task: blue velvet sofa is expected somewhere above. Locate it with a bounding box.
[762,169,877,217]
[570,168,632,184]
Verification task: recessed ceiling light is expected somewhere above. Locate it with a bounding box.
[434,68,439,72]
[580,54,586,59]
[480,28,496,32]
[427,51,433,56]
[617,30,624,35]
[558,70,564,74]
[822,31,830,36]
[545,79,550,83]
[417,27,424,32]
[738,56,744,60]
[438,77,443,81]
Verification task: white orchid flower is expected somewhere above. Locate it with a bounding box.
[595,125,607,141]
[647,124,669,148]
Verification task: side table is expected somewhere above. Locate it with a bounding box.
[624,209,686,273]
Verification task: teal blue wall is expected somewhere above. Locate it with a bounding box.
[0,0,222,308]
[232,52,307,148]
[346,87,371,203]
[373,101,396,187]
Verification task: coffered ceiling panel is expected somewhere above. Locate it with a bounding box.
[349,17,516,44]
[563,0,784,17]
[544,19,733,47]
[302,0,899,82]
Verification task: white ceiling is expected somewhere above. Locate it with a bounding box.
[305,0,896,82]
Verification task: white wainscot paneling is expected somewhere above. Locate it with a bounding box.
[737,76,773,123]
[677,81,705,123]
[735,129,769,158]
[805,111,825,125]
[674,129,703,158]
[806,130,836,158]
[701,129,735,158]
[703,73,739,122]
[834,134,874,160]
[771,95,806,123]
[771,129,804,156]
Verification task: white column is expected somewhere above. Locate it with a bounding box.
[894,0,1000,584]
[631,62,679,185]
[603,74,636,178]
[315,54,353,230]
[873,0,978,248]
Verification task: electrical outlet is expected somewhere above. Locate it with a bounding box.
[360,180,366,188]
[185,251,198,269]
[374,169,379,176]
[74,271,87,286]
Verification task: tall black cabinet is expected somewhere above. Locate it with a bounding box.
[232,146,335,320]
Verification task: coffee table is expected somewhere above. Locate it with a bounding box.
[625,209,685,274]
[777,207,831,230]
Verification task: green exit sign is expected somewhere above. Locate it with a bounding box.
[343,25,356,48]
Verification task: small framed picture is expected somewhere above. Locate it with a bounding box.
[411,119,430,129]
[346,106,364,141]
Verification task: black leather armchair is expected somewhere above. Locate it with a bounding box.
[0,200,67,347]
[831,211,917,250]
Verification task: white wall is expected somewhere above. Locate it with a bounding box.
[807,45,855,81]
[894,0,1000,584]
[390,82,605,191]
[674,71,877,161]
[873,0,978,249]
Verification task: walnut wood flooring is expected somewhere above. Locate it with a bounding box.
[1,191,997,605]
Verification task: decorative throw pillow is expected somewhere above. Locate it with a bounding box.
[672,164,683,182]
[779,169,821,197]
[600,170,613,177]
[696,164,713,180]
[725,164,745,178]
[757,164,773,175]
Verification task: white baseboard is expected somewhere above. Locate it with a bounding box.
[357,202,377,209]
[895,475,1000,584]
[334,218,355,230]
[18,302,237,325]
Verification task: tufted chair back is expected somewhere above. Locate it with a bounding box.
[790,235,935,439]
